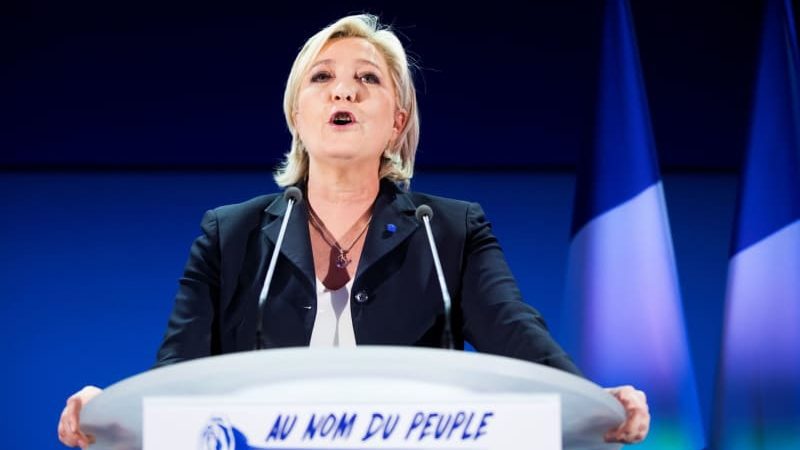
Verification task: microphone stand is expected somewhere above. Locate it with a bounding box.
[416,205,454,350]
[256,187,303,349]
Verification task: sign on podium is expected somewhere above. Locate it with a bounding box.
[82,347,624,450]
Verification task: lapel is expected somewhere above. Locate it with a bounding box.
[259,180,419,288]
[356,180,419,280]
[260,190,316,289]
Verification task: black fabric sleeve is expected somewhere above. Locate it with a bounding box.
[154,209,221,367]
[460,202,582,376]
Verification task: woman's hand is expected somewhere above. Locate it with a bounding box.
[57,386,103,448]
[604,385,650,444]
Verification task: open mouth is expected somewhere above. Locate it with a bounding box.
[330,111,355,126]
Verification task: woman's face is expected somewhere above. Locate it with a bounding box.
[294,37,406,170]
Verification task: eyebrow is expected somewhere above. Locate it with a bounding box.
[309,58,383,71]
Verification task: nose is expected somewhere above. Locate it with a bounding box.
[332,80,357,102]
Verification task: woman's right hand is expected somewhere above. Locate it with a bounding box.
[57,386,103,448]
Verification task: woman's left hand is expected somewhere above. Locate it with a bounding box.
[604,385,650,444]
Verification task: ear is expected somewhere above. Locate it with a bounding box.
[392,109,408,137]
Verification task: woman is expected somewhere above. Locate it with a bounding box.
[58,14,650,448]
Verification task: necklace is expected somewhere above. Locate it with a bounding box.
[307,202,372,269]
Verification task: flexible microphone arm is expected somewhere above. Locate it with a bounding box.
[256,186,303,349]
[415,204,454,350]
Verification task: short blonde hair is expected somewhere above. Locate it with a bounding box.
[274,14,420,189]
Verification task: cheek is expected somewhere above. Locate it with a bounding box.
[364,116,393,137]
[292,113,307,140]
[371,99,400,134]
[294,104,316,136]
[295,90,320,125]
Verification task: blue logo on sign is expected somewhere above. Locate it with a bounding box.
[199,416,252,450]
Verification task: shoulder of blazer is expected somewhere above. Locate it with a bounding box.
[405,190,475,226]
[211,193,280,237]
[406,191,472,210]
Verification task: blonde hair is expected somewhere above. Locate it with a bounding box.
[274,14,420,189]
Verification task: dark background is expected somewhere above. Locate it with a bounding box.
[1,0,774,170]
[1,1,787,449]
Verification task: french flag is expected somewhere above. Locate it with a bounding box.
[561,0,704,447]
[711,0,800,449]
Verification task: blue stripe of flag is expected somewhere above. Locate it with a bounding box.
[731,0,800,254]
[571,0,660,237]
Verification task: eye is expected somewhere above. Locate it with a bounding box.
[358,72,381,85]
[310,71,332,83]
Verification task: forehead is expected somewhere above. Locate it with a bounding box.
[313,37,388,71]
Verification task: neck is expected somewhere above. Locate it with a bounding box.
[306,160,380,207]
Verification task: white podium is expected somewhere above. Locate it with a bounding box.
[81,347,624,450]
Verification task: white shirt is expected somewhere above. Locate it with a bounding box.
[309,278,357,347]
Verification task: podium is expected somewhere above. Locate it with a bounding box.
[81,347,624,450]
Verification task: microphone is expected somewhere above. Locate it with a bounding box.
[256,186,303,349]
[415,204,454,350]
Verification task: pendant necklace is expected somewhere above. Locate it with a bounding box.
[307,202,372,269]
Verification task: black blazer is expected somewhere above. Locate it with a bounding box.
[156,180,580,375]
